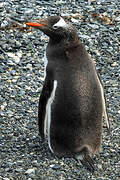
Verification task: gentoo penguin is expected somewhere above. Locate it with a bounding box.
[26,16,110,172]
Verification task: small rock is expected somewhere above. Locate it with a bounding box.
[0,2,6,8]
[0,111,4,116]
[0,66,5,73]
[25,168,35,174]
[88,24,99,29]
[98,164,102,169]
[50,164,60,170]
[111,62,117,67]
[16,160,23,166]
[115,17,120,21]
[79,34,90,39]
[7,52,21,64]
[1,20,9,28]
[25,8,34,14]
[26,63,32,70]
[1,105,5,111]
[7,59,15,65]
[71,18,79,23]
[15,168,23,172]
[7,79,11,83]
[10,70,16,75]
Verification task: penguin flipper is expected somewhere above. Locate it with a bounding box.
[96,72,110,134]
[38,75,53,140]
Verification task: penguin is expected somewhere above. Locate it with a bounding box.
[26,16,110,172]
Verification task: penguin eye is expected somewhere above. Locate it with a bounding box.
[53,25,59,30]
[52,25,63,31]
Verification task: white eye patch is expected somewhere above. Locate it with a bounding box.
[53,17,68,29]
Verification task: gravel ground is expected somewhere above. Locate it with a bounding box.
[0,0,120,179]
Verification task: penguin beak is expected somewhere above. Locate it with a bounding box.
[26,19,54,37]
[26,22,46,27]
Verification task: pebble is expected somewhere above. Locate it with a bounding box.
[7,52,21,64]
[88,24,99,29]
[25,168,36,174]
[10,70,16,75]
[71,18,79,23]
[1,20,9,28]
[111,62,118,67]
[50,164,61,169]
[115,16,120,21]
[26,63,32,70]
[15,168,23,172]
[98,164,102,169]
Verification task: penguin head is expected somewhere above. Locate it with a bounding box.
[26,16,78,43]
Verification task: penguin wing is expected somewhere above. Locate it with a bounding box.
[38,73,54,139]
[96,72,110,134]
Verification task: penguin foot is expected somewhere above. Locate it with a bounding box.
[81,154,95,173]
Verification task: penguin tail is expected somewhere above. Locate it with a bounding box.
[81,153,95,173]
[75,147,96,173]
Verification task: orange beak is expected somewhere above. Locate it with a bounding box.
[26,22,45,27]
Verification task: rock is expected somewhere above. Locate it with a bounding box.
[7,52,21,64]
[88,24,99,29]
[1,20,9,28]
[25,168,35,174]
[10,70,16,75]
[50,164,61,170]
[111,62,117,67]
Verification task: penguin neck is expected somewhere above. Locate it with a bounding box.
[46,37,82,62]
[48,35,80,51]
